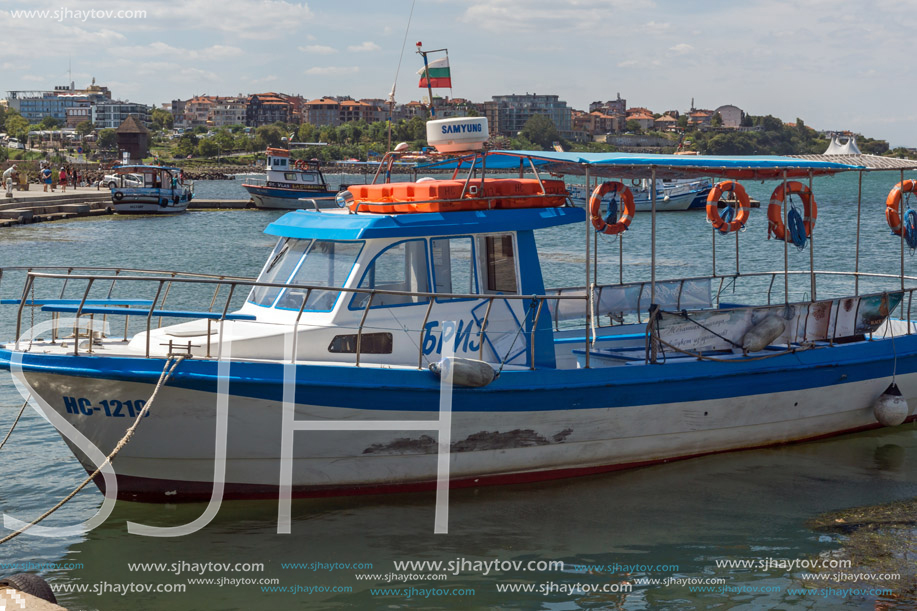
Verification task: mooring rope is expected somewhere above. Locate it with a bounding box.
[0,356,184,545]
[0,398,28,453]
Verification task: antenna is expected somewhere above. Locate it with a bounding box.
[388,0,416,151]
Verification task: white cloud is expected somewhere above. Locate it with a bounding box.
[299,45,337,54]
[645,21,671,34]
[669,43,694,55]
[120,42,244,61]
[166,0,315,40]
[347,41,380,52]
[305,66,360,75]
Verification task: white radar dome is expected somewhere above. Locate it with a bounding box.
[426,117,489,153]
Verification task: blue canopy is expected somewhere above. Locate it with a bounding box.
[265,207,584,240]
[416,150,864,180]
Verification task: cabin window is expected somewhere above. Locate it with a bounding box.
[328,332,393,354]
[481,234,518,293]
[248,238,362,310]
[275,241,363,311]
[431,237,477,299]
[249,238,312,307]
[351,240,430,309]
[283,172,299,181]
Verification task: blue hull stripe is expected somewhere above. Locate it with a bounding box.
[243,185,338,199]
[1,337,914,412]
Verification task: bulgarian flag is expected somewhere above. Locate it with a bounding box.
[418,57,451,89]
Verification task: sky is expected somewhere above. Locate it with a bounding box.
[1,0,915,146]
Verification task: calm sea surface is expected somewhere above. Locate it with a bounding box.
[0,171,914,610]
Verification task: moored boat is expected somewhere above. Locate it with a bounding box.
[241,148,339,209]
[109,164,193,215]
[2,118,917,508]
[567,177,712,211]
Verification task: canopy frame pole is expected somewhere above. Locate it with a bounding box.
[735,215,740,278]
[855,171,863,296]
[783,170,789,305]
[901,169,906,292]
[809,170,815,301]
[651,166,657,306]
[584,165,591,369]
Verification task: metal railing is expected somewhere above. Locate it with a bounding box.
[5,267,917,370]
[2,267,588,370]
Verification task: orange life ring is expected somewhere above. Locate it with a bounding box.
[768,181,817,241]
[589,181,635,235]
[885,180,917,235]
[706,181,750,233]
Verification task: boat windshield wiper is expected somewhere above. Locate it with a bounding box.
[265,241,290,274]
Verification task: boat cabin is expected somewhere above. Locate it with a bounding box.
[140,206,580,368]
[264,148,327,191]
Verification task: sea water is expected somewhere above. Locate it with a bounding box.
[0,171,914,610]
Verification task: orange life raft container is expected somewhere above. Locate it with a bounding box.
[346,178,568,214]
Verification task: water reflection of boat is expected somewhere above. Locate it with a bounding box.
[567,178,712,211]
[47,427,917,610]
[2,118,917,503]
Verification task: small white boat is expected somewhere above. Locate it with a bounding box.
[109,165,193,215]
[567,178,712,211]
[242,148,339,210]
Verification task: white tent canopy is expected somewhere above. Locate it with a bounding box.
[824,134,862,155]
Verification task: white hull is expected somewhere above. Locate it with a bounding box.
[568,186,707,212]
[17,367,914,501]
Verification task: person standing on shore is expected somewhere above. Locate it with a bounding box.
[58,167,68,193]
[3,165,16,197]
[40,165,52,192]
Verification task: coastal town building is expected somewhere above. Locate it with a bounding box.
[303,98,341,126]
[714,104,744,128]
[653,114,678,132]
[589,95,627,115]
[246,92,294,126]
[626,110,655,131]
[688,109,715,128]
[92,100,153,129]
[210,96,248,127]
[483,93,572,138]
[6,80,114,124]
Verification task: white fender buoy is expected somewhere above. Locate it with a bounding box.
[429,357,497,388]
[742,316,786,353]
[873,383,909,427]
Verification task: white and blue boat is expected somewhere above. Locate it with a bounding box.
[109,164,193,214]
[242,147,339,210]
[1,118,916,503]
[567,177,712,211]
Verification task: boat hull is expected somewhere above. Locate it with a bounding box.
[242,184,339,210]
[570,187,711,212]
[4,339,916,502]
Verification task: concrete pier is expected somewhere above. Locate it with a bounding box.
[0,191,255,227]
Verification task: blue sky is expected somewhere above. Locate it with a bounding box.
[1,0,915,146]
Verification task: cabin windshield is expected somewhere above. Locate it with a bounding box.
[248,238,363,311]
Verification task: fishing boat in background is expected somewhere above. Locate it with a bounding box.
[2,117,917,503]
[241,148,339,210]
[109,165,193,214]
[567,177,712,211]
